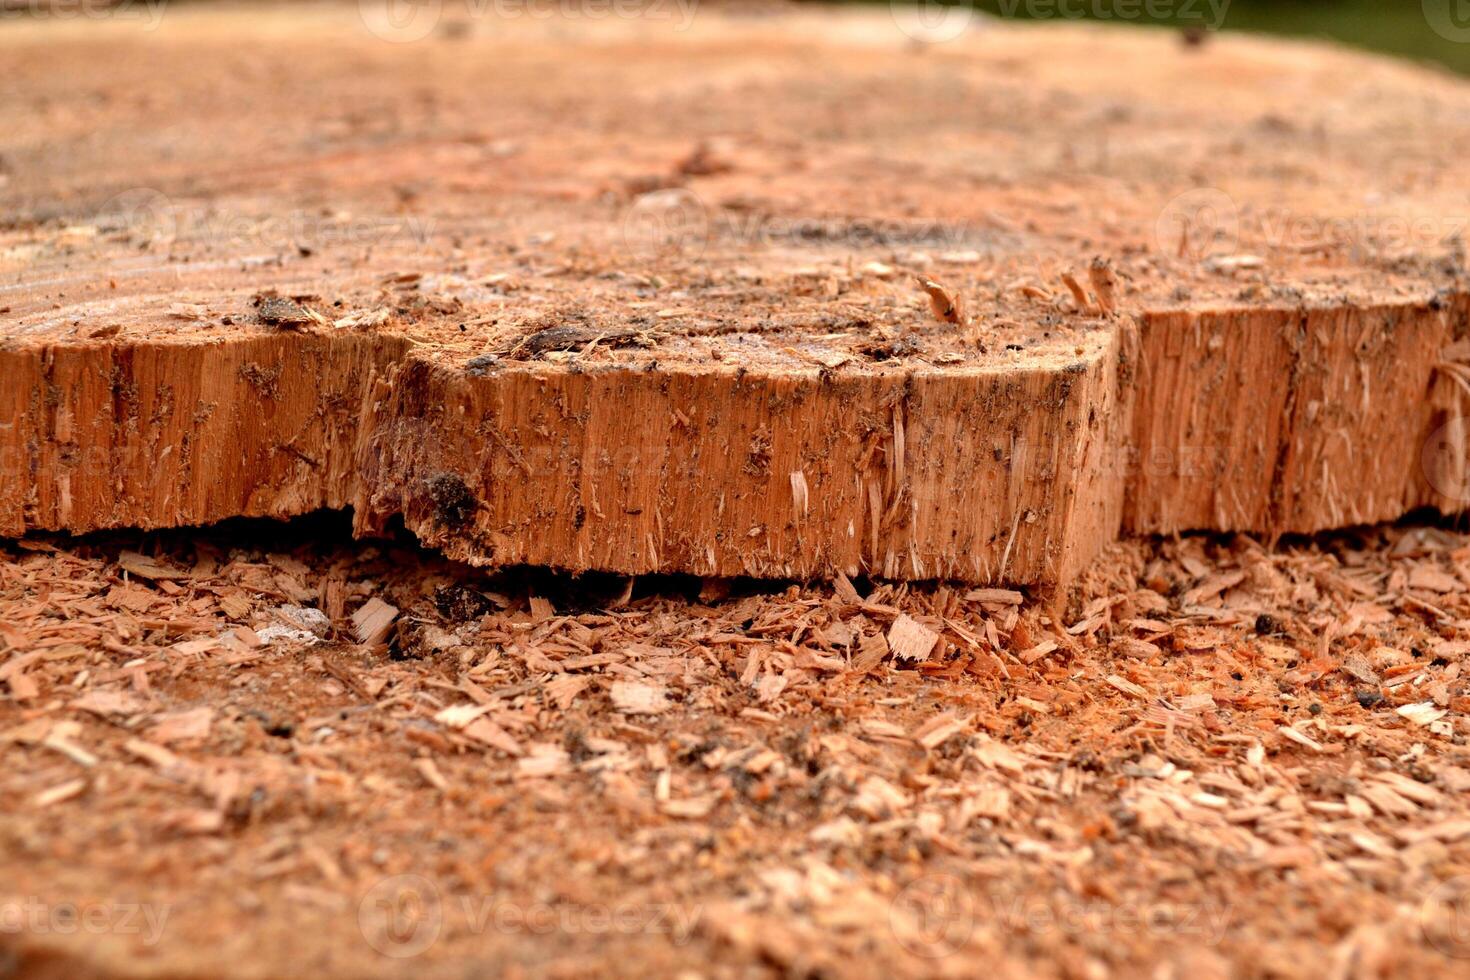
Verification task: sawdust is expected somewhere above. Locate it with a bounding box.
[4,515,1470,976]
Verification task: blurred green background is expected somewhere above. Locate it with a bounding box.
[894,0,1470,74]
[1220,0,1468,73]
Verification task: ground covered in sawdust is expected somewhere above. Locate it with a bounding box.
[4,515,1470,977]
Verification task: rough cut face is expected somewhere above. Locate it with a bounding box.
[3,6,1469,586]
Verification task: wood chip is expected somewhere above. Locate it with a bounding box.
[146,707,214,743]
[461,718,523,756]
[661,796,717,818]
[1409,565,1459,593]
[435,703,492,729]
[915,276,965,325]
[887,614,939,663]
[911,713,967,749]
[1114,637,1163,659]
[610,680,670,715]
[414,757,449,792]
[118,551,189,581]
[1019,640,1058,664]
[832,572,862,606]
[1396,701,1448,727]
[70,689,147,717]
[1105,674,1148,700]
[351,598,398,645]
[964,588,1024,605]
[1278,725,1324,753]
[123,738,181,770]
[545,675,591,710]
[33,778,88,808]
[851,631,889,673]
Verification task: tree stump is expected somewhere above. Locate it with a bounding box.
[3,6,1468,585]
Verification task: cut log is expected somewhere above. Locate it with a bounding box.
[2,7,1468,586]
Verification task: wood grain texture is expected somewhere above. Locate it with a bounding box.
[1126,296,1470,537]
